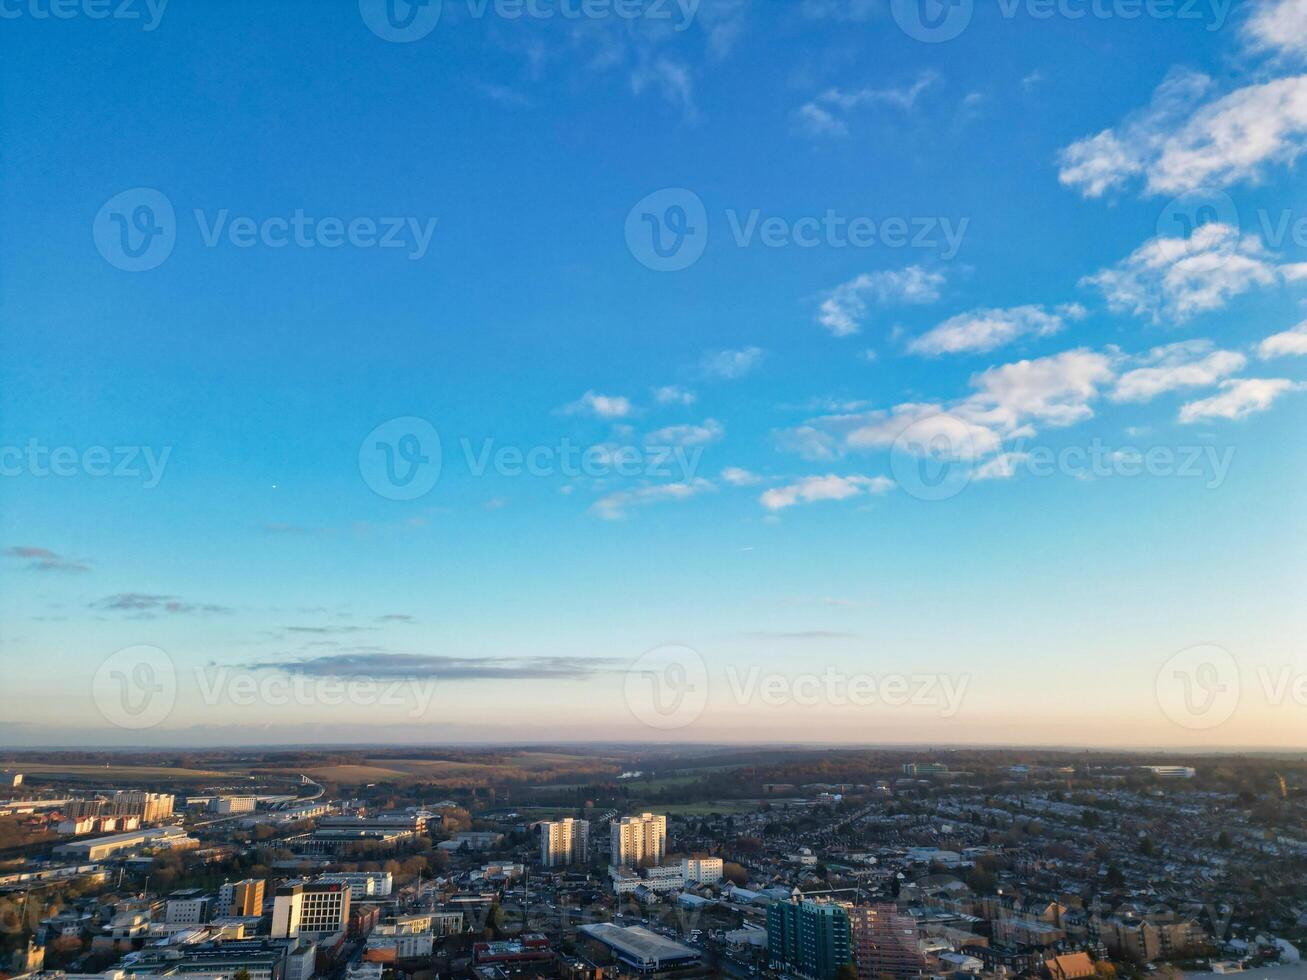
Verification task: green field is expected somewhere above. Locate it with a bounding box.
[5,763,234,782]
[652,801,761,816]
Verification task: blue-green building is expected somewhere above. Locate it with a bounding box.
[767,898,852,980]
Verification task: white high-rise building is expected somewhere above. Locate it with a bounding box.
[681,856,723,884]
[539,818,589,867]
[610,812,666,868]
[271,881,351,939]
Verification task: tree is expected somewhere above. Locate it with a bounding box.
[835,964,858,980]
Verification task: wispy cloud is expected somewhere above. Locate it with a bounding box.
[699,347,766,379]
[1243,0,1307,63]
[759,474,893,511]
[1259,320,1307,358]
[563,390,633,419]
[590,478,715,520]
[93,593,232,615]
[653,385,696,406]
[794,71,941,138]
[644,419,724,447]
[908,303,1084,356]
[818,267,946,337]
[1058,68,1307,197]
[246,652,622,681]
[1110,340,1246,402]
[741,630,858,640]
[1080,223,1294,324]
[1179,378,1301,423]
[3,546,89,573]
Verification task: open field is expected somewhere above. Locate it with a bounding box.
[261,751,621,786]
[2,762,234,783]
[651,801,762,816]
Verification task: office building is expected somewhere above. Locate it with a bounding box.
[165,889,212,925]
[610,812,666,868]
[271,881,351,940]
[768,898,853,980]
[218,878,266,917]
[318,871,393,897]
[848,904,928,979]
[901,763,948,777]
[539,818,590,867]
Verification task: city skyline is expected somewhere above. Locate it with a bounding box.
[2,0,1306,750]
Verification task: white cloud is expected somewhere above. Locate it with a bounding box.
[974,452,1030,481]
[1058,69,1307,197]
[1080,223,1286,323]
[630,58,699,123]
[795,72,940,137]
[1111,340,1247,402]
[590,479,715,520]
[760,474,893,511]
[793,102,847,138]
[960,349,1118,433]
[818,267,946,337]
[1179,378,1300,423]
[1058,68,1212,197]
[908,303,1082,356]
[1243,0,1307,62]
[653,385,696,406]
[700,347,766,379]
[720,466,762,486]
[564,390,633,419]
[777,350,1116,467]
[644,418,724,447]
[1259,320,1307,357]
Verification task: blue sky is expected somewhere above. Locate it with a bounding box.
[1,0,1305,748]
